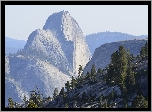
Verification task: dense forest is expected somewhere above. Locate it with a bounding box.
[6,41,148,108]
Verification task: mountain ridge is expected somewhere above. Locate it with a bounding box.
[5,10,91,106]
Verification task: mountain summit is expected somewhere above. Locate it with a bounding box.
[5,11,91,105]
[24,10,91,76]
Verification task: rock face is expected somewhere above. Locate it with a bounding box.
[5,11,91,106]
[83,38,148,75]
[43,11,91,75]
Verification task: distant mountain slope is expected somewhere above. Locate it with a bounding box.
[83,38,148,75]
[5,37,26,54]
[85,32,148,56]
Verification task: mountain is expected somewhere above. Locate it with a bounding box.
[5,11,91,106]
[83,38,148,75]
[85,32,148,56]
[6,38,148,108]
[41,40,148,108]
[5,37,26,54]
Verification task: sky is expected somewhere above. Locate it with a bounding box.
[5,5,148,41]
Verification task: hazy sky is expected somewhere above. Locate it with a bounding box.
[5,5,148,41]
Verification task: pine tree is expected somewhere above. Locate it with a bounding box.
[70,76,77,89]
[103,99,108,108]
[23,94,27,103]
[140,41,148,58]
[59,87,65,97]
[23,94,27,106]
[145,41,148,57]
[124,99,128,108]
[132,95,148,108]
[126,66,135,86]
[8,97,14,108]
[53,88,58,98]
[97,68,102,74]
[91,65,96,82]
[78,65,83,78]
[29,86,43,108]
[27,99,37,108]
[118,46,128,85]
[107,50,119,85]
[65,103,68,108]
[65,81,70,92]
[98,94,103,108]
[86,71,91,80]
[140,46,145,57]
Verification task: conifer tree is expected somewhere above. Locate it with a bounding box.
[70,76,76,89]
[97,68,102,74]
[27,99,37,108]
[91,65,96,82]
[103,99,108,108]
[65,103,68,108]
[53,88,58,98]
[86,72,91,80]
[132,95,148,108]
[145,41,148,57]
[65,81,70,92]
[8,97,14,108]
[98,94,103,108]
[107,50,119,84]
[29,86,43,108]
[78,65,83,78]
[126,66,135,86]
[59,87,65,97]
[118,46,128,85]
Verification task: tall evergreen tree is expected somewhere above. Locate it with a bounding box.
[70,76,77,89]
[53,88,58,98]
[118,46,128,85]
[59,87,65,97]
[78,65,83,78]
[86,72,91,80]
[91,65,96,82]
[97,68,102,74]
[65,81,70,92]
[27,99,37,108]
[132,95,148,108]
[8,98,14,108]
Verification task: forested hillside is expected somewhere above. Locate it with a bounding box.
[6,41,148,108]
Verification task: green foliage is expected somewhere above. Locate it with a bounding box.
[97,68,102,74]
[140,41,148,58]
[27,99,37,108]
[125,66,135,92]
[65,103,68,108]
[78,65,83,78]
[8,97,14,108]
[70,76,77,89]
[85,72,91,80]
[132,95,148,108]
[59,87,66,97]
[107,46,128,85]
[103,99,108,108]
[23,94,27,103]
[98,94,103,108]
[91,65,96,82]
[65,81,71,92]
[53,88,58,98]
[28,86,43,108]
